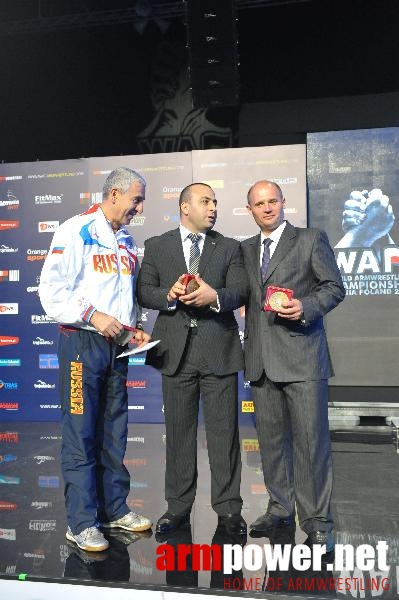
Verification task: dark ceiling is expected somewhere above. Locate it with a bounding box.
[0,0,398,162]
[0,1,312,34]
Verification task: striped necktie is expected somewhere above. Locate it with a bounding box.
[261,238,272,282]
[187,233,201,327]
[188,232,201,274]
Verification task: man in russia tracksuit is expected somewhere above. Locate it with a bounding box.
[39,167,152,552]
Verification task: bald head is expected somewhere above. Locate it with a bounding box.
[246,180,286,234]
[247,180,283,206]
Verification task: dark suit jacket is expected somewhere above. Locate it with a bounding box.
[137,228,248,376]
[241,222,345,383]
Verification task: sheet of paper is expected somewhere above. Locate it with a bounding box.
[116,339,160,358]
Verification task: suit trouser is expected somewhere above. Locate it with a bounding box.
[162,329,243,516]
[251,375,333,533]
[58,327,131,534]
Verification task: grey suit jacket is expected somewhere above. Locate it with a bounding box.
[241,222,345,383]
[137,228,248,376]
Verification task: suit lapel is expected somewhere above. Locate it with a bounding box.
[167,228,187,275]
[248,234,263,287]
[264,222,297,284]
[198,231,218,274]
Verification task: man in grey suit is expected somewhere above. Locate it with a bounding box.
[242,180,345,552]
[137,182,248,536]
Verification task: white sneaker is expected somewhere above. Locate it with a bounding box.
[66,526,109,552]
[101,511,152,532]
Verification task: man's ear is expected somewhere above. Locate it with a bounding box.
[111,188,118,204]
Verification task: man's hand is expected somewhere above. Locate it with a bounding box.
[167,274,187,303]
[90,311,124,339]
[341,190,368,232]
[277,298,303,321]
[335,188,395,248]
[132,329,151,348]
[179,274,217,307]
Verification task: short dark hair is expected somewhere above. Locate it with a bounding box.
[179,182,213,207]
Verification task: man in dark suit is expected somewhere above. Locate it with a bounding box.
[137,182,248,535]
[242,180,345,552]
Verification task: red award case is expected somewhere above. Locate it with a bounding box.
[183,274,200,293]
[264,286,293,312]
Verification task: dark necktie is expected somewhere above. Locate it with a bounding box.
[187,232,201,327]
[188,232,201,274]
[261,238,272,282]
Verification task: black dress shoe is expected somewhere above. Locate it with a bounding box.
[155,522,192,545]
[155,511,190,534]
[218,514,247,536]
[268,524,296,546]
[212,523,247,547]
[304,530,334,554]
[249,512,295,536]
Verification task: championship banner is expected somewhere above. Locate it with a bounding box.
[307,127,399,386]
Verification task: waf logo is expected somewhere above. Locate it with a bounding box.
[0,336,19,346]
[0,221,20,231]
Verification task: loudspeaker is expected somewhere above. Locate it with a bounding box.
[185,0,240,108]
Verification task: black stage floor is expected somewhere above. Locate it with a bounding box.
[1,421,399,599]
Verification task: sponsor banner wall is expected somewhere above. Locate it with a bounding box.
[0,148,306,422]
